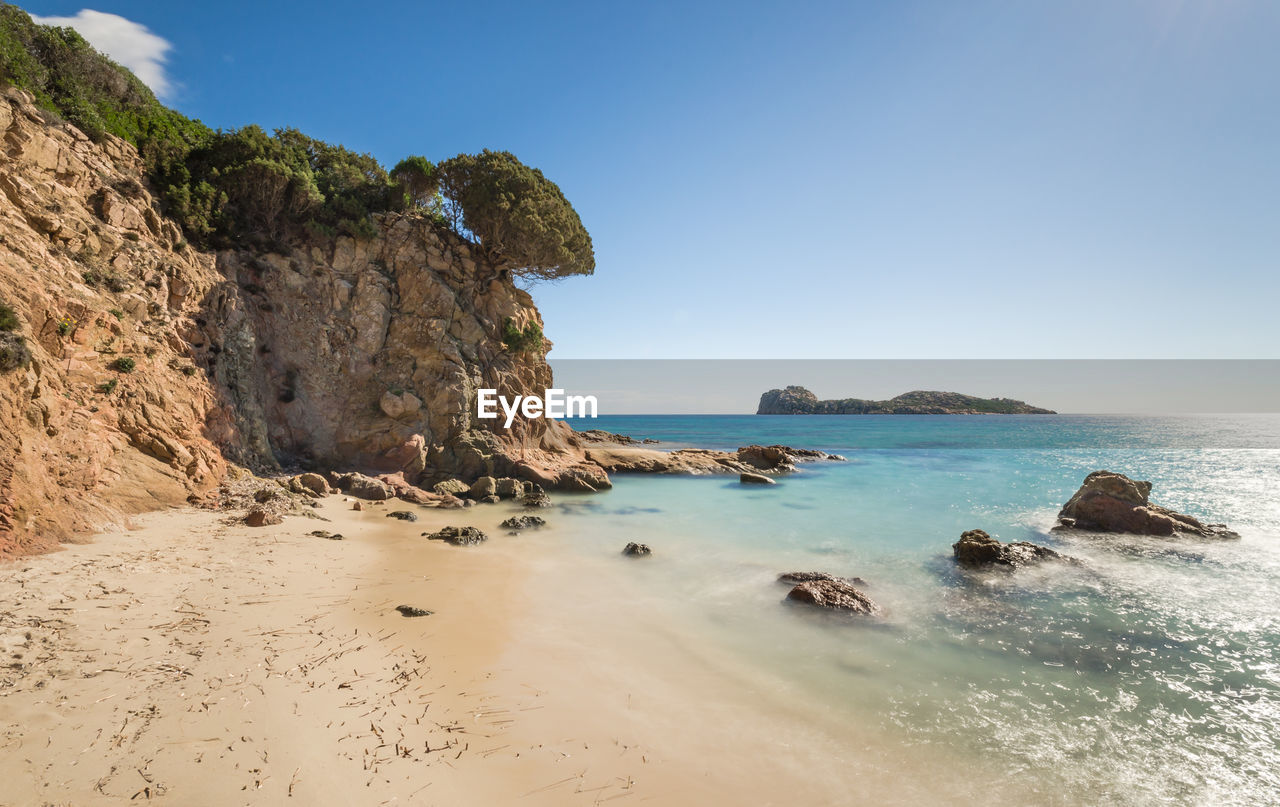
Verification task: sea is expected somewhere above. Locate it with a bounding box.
[513,414,1280,805]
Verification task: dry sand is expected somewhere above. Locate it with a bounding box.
[1,496,959,806]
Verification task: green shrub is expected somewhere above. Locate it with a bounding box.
[108,308,123,320]
[0,299,18,331]
[110,356,135,373]
[2,5,596,277]
[502,317,544,353]
[0,332,31,372]
[437,150,594,280]
[96,378,117,394]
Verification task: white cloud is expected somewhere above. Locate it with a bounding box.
[29,9,173,99]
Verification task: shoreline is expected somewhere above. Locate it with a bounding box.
[0,496,970,805]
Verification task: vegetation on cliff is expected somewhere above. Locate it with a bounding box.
[0,3,593,277]
[757,385,1055,415]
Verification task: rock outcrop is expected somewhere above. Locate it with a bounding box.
[0,86,610,557]
[1055,471,1239,539]
[757,385,1055,415]
[951,529,1075,568]
[785,579,879,614]
[584,444,843,477]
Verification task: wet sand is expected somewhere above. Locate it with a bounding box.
[0,496,971,806]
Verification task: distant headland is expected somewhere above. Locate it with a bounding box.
[757,386,1056,415]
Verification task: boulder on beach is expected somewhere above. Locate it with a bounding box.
[289,473,330,497]
[423,526,487,546]
[785,579,879,614]
[500,515,546,531]
[244,507,281,527]
[335,472,394,501]
[433,478,471,497]
[622,542,652,557]
[1056,470,1239,539]
[495,478,524,499]
[740,472,776,485]
[386,511,418,522]
[778,571,868,587]
[470,476,497,498]
[952,529,1074,569]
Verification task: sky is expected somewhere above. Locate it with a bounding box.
[19,0,1280,361]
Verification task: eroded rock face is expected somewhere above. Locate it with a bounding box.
[952,529,1074,568]
[785,579,879,614]
[1056,471,1239,539]
[0,86,623,555]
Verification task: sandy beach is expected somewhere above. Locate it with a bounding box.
[0,495,970,806]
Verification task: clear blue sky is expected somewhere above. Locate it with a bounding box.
[23,1,1280,359]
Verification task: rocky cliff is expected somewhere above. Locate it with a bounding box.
[757,385,1055,415]
[0,87,603,557]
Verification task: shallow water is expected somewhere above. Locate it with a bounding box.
[523,415,1280,805]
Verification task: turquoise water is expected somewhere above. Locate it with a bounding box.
[544,415,1280,805]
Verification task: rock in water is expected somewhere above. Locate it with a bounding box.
[1056,470,1239,539]
[386,510,418,522]
[622,542,652,557]
[778,571,868,587]
[500,515,546,530]
[739,472,776,485]
[952,529,1074,568]
[395,605,432,618]
[522,488,552,508]
[423,526,487,546]
[785,579,879,614]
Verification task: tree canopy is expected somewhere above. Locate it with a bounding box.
[1,5,594,279]
[437,150,595,280]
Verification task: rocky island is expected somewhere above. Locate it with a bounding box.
[757,385,1055,415]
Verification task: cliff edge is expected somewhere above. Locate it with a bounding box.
[0,86,603,557]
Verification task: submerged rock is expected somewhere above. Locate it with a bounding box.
[423,526,487,546]
[952,529,1074,568]
[778,571,868,587]
[500,515,546,531]
[395,605,432,618]
[522,487,552,508]
[739,472,776,485]
[386,510,418,522]
[785,579,879,614]
[1056,470,1239,539]
[622,542,652,557]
